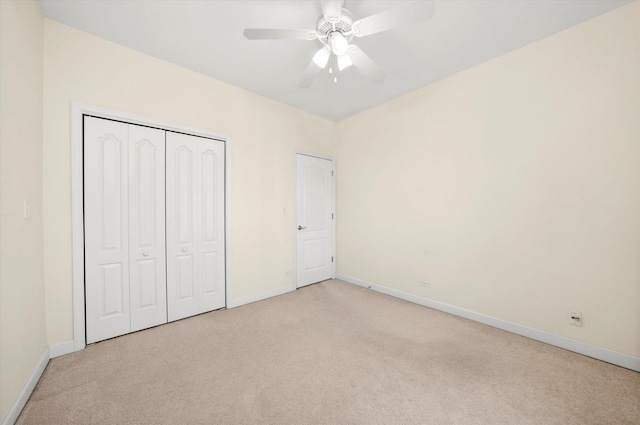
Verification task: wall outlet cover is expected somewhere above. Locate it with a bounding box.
[569,311,583,327]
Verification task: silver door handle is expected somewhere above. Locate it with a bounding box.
[142,252,149,257]
[298,225,307,230]
[181,248,187,253]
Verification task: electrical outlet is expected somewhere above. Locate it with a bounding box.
[569,311,583,327]
[420,281,431,289]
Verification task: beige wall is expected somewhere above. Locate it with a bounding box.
[0,0,48,419]
[43,19,337,346]
[336,2,640,357]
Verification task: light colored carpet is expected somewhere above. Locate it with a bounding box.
[17,279,640,424]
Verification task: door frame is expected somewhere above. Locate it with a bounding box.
[293,151,336,289]
[71,102,232,351]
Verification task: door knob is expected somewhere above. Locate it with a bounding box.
[298,225,307,230]
[181,248,187,253]
[142,252,149,257]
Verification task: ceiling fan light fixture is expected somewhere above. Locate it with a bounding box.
[312,47,331,69]
[245,0,430,87]
[337,54,353,71]
[329,32,349,56]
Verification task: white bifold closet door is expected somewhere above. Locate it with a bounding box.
[84,116,167,344]
[166,132,226,322]
[128,124,167,332]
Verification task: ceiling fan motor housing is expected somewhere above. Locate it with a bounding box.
[317,8,355,43]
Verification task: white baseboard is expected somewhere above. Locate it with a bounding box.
[49,340,74,358]
[231,284,296,308]
[1,347,50,425]
[336,273,640,372]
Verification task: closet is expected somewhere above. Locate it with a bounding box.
[84,116,225,344]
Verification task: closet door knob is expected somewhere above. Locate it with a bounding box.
[181,248,187,253]
[142,252,149,257]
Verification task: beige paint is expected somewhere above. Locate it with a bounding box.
[337,2,640,357]
[43,19,337,346]
[0,0,48,419]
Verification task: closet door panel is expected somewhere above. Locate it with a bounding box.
[166,133,199,321]
[84,116,131,344]
[128,125,167,332]
[177,255,195,299]
[167,132,226,320]
[198,140,226,312]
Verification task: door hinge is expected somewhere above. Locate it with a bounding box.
[331,213,334,219]
[332,170,334,176]
[331,256,334,262]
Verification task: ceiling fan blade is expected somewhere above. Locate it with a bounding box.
[352,1,435,38]
[348,46,385,82]
[243,28,316,41]
[321,0,342,18]
[298,60,323,89]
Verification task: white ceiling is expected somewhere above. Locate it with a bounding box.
[40,0,631,121]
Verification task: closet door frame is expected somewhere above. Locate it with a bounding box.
[70,103,232,352]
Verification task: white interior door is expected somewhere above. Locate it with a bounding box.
[84,117,131,343]
[128,125,167,332]
[296,154,334,288]
[166,132,225,321]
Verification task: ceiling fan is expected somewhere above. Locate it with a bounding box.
[243,0,435,88]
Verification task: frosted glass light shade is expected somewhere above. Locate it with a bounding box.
[312,47,331,69]
[337,54,353,71]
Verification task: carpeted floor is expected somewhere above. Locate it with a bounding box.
[17,279,640,424]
